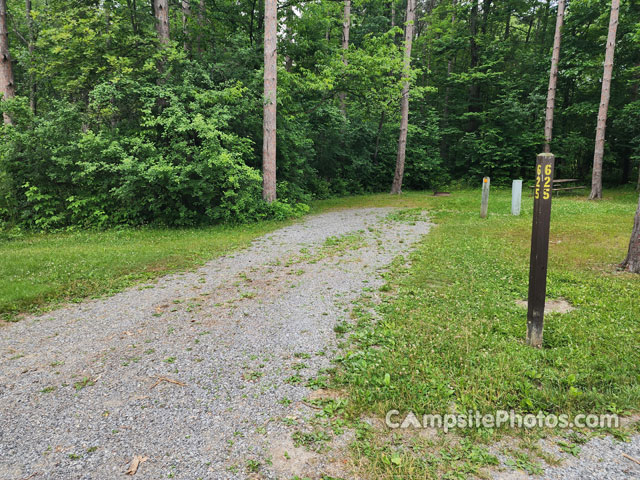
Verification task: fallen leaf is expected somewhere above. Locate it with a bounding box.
[126,455,148,475]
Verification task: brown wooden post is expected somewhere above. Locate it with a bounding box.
[527,153,555,348]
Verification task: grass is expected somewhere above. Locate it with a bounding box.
[0,219,294,319]
[320,188,640,478]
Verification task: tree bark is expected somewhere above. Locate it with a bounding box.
[390,0,416,195]
[182,0,191,52]
[621,194,640,273]
[0,0,14,125]
[543,0,565,153]
[262,0,277,203]
[441,0,457,161]
[284,7,293,72]
[391,0,395,28]
[467,0,480,134]
[339,0,350,115]
[589,0,620,200]
[153,0,170,45]
[26,0,36,115]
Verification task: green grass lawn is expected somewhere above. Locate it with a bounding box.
[316,188,640,478]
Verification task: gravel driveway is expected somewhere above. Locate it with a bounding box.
[0,208,431,480]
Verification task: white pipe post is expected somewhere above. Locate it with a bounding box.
[512,180,523,215]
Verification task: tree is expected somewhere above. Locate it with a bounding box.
[263,0,277,202]
[588,0,620,200]
[339,0,351,115]
[182,0,191,52]
[0,0,14,124]
[26,0,36,114]
[153,0,170,45]
[543,0,565,153]
[621,193,640,273]
[390,0,416,194]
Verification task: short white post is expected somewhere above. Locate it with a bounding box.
[511,180,523,215]
[480,177,490,218]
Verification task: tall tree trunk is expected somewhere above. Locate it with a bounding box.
[339,0,350,115]
[589,0,620,200]
[391,0,395,28]
[0,0,14,125]
[262,0,277,203]
[284,7,293,72]
[467,0,480,134]
[390,0,416,194]
[197,0,206,53]
[182,0,191,52]
[621,193,640,273]
[127,0,139,35]
[153,0,170,45]
[26,0,36,115]
[441,0,457,161]
[543,0,565,153]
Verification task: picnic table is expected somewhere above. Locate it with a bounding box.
[529,178,586,196]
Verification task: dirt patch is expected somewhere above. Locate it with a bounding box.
[268,430,358,480]
[307,388,348,402]
[516,298,575,314]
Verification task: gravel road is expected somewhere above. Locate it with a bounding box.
[0,207,431,480]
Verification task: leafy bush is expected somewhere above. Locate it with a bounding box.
[0,58,308,230]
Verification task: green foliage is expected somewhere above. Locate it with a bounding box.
[1,0,639,230]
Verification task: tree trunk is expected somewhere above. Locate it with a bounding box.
[441,0,457,161]
[197,0,206,53]
[467,0,480,134]
[0,0,15,125]
[621,194,640,273]
[391,0,395,28]
[504,9,511,40]
[390,0,416,195]
[127,0,139,35]
[339,0,350,115]
[26,0,36,115]
[182,0,191,52]
[262,0,277,203]
[153,0,170,45]
[543,0,565,153]
[284,7,293,72]
[589,0,620,200]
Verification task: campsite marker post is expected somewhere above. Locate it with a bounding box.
[526,153,555,348]
[480,177,490,218]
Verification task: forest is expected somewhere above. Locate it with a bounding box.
[0,0,639,229]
